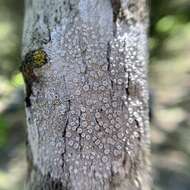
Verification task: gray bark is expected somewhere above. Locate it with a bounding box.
[21,0,151,189]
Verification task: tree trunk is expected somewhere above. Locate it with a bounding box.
[21,0,151,189]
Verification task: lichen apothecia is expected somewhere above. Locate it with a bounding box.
[31,49,48,68]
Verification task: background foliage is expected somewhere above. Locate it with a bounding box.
[0,0,190,189]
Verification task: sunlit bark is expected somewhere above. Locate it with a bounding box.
[22,0,151,189]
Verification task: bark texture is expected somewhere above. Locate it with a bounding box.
[22,0,151,189]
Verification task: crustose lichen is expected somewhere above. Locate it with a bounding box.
[20,48,48,107]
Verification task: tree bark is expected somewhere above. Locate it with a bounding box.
[21,0,151,189]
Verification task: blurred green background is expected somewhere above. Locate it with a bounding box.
[0,0,190,189]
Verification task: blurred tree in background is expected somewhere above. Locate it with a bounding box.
[150,0,190,57]
[0,0,24,147]
[149,1,190,190]
[0,0,24,77]
[0,0,190,190]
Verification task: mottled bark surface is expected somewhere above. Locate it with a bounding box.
[22,0,151,189]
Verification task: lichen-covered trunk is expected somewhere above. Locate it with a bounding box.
[22,0,151,189]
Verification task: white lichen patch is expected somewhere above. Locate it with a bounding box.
[23,0,150,189]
